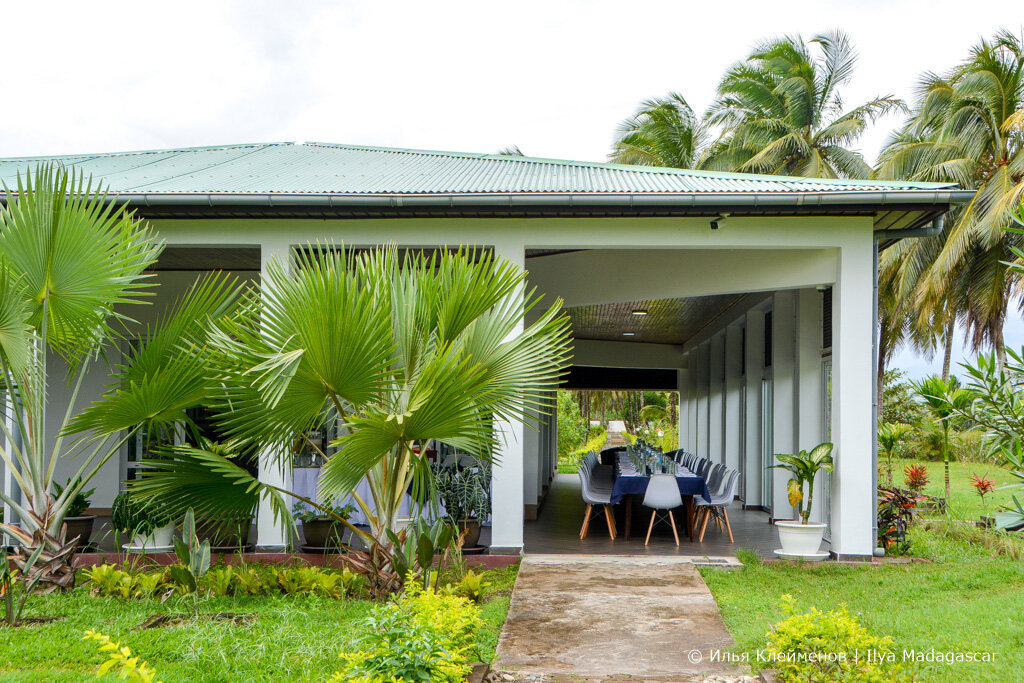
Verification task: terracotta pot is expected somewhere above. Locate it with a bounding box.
[459,518,482,548]
[302,518,348,548]
[63,515,95,549]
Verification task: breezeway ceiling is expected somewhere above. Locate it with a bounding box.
[566,294,745,345]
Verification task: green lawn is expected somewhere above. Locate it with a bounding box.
[701,528,1024,682]
[886,457,1021,521]
[0,563,518,682]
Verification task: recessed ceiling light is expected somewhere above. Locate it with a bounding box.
[623,332,636,336]
[631,309,648,316]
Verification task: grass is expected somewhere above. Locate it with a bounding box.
[701,526,1024,682]
[0,562,518,682]
[886,457,1021,521]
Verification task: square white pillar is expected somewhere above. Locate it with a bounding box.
[797,288,825,522]
[708,334,725,464]
[696,343,710,459]
[724,324,744,473]
[830,240,875,559]
[772,290,798,519]
[490,240,526,554]
[256,240,294,550]
[743,309,765,506]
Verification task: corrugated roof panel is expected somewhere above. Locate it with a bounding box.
[0,141,957,197]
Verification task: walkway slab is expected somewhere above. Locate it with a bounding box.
[496,556,744,678]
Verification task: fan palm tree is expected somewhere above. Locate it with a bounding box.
[876,30,1024,367]
[704,30,904,178]
[610,93,709,168]
[73,245,572,596]
[0,165,238,591]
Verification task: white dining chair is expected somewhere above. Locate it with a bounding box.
[695,470,739,542]
[642,474,683,546]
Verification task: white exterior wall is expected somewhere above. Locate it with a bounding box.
[695,343,710,460]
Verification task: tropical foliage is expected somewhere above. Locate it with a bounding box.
[0,164,193,591]
[611,31,903,179]
[770,442,834,523]
[877,30,1024,372]
[72,245,572,596]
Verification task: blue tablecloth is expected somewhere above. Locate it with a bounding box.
[610,458,711,505]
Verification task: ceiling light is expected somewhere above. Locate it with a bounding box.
[623,332,636,337]
[631,309,648,316]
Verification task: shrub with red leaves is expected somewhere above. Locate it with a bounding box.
[904,464,929,492]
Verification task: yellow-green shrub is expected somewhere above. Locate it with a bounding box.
[332,583,482,682]
[766,596,911,682]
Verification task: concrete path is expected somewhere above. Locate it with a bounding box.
[495,556,744,679]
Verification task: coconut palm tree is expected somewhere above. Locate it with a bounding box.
[0,164,238,591]
[73,245,572,596]
[876,30,1024,367]
[610,93,709,168]
[703,30,904,178]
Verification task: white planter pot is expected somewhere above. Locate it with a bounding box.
[129,524,175,550]
[775,520,828,560]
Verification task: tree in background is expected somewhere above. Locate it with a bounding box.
[610,93,709,167]
[703,31,904,178]
[557,390,589,461]
[877,30,1024,369]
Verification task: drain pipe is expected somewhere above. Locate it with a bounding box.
[870,216,944,556]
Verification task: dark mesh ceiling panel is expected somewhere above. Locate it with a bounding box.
[567,294,745,345]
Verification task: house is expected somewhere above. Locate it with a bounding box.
[0,142,969,559]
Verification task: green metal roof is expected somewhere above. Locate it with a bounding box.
[0,141,961,197]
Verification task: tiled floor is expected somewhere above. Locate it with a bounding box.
[524,473,804,559]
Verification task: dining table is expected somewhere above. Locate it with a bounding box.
[612,451,711,541]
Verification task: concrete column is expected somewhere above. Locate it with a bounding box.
[677,368,689,453]
[491,240,526,553]
[696,343,710,460]
[724,324,744,473]
[708,334,725,464]
[256,240,294,549]
[771,290,798,519]
[831,240,875,559]
[686,355,698,454]
[522,405,540,521]
[744,309,765,506]
[797,288,825,522]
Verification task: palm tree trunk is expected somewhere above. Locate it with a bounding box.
[941,316,955,381]
[943,425,951,503]
[995,325,1007,374]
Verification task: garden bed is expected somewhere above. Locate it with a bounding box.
[0,563,519,682]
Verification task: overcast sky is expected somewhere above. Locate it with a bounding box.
[2,0,1019,377]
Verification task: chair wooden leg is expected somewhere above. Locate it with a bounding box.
[645,509,657,546]
[603,505,617,540]
[580,503,592,539]
[698,506,711,542]
[723,507,734,543]
[668,509,680,546]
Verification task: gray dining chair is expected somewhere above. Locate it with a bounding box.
[642,473,683,546]
[578,468,617,540]
[695,470,739,542]
[705,463,726,495]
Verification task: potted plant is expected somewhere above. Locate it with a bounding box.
[111,490,174,550]
[293,501,356,549]
[769,442,833,560]
[53,479,96,550]
[433,459,491,549]
[195,511,255,550]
